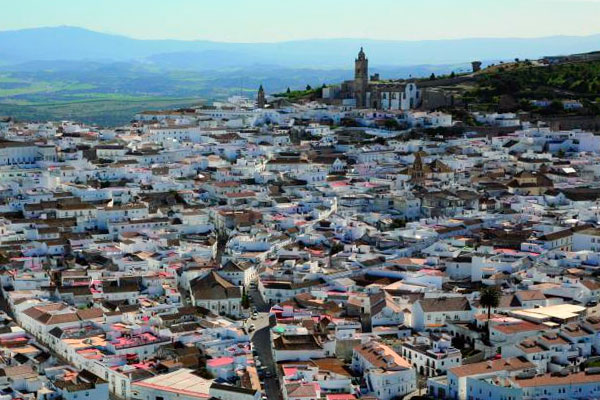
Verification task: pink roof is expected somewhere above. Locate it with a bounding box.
[283,366,298,376]
[0,337,27,343]
[225,191,256,198]
[421,269,445,276]
[207,357,234,368]
[327,395,356,400]
[132,362,155,370]
[495,248,540,257]
[326,290,348,296]
[110,332,162,349]
[330,181,348,187]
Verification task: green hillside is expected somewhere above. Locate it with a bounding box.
[467,60,600,111]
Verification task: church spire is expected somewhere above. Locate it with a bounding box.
[354,47,368,108]
[411,152,425,183]
[413,152,423,170]
[357,46,366,61]
[257,84,266,109]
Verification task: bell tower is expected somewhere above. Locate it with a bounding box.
[257,84,266,109]
[354,47,368,108]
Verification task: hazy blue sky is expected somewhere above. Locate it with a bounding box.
[1,0,599,42]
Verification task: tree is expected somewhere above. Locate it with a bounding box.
[329,242,344,268]
[389,219,405,230]
[286,87,291,94]
[330,242,344,255]
[480,286,501,320]
[450,71,456,78]
[306,84,312,91]
[241,293,250,309]
[544,100,564,115]
[429,73,436,81]
[383,119,400,131]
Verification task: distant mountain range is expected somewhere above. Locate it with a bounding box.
[0,26,599,125]
[1,26,600,69]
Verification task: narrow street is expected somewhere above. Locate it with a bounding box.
[248,283,269,312]
[246,284,282,400]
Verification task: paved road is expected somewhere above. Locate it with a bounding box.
[250,313,281,400]
[248,284,269,312]
[246,285,281,400]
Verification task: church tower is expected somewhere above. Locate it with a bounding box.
[411,152,425,184]
[354,47,368,108]
[257,84,266,108]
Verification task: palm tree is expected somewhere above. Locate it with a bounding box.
[480,286,501,320]
[480,286,501,343]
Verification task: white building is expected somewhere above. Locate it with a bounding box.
[351,341,416,400]
[411,296,472,331]
[400,335,462,377]
[428,357,537,400]
[190,272,243,317]
[573,227,600,252]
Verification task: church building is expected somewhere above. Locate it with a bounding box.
[353,48,422,111]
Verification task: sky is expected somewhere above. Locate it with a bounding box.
[1,0,599,42]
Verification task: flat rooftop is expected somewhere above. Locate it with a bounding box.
[133,368,212,398]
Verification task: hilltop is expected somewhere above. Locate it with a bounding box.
[472,58,600,105]
[1,27,600,125]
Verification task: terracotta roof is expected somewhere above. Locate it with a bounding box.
[449,357,534,377]
[353,340,410,370]
[516,339,548,354]
[273,335,323,351]
[0,365,36,378]
[514,371,600,387]
[516,290,546,301]
[492,320,545,335]
[419,296,471,312]
[76,308,104,320]
[582,280,600,291]
[191,271,241,300]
